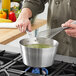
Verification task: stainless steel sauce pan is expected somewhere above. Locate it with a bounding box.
[19,37,59,67]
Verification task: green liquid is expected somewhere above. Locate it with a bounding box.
[25,44,52,48]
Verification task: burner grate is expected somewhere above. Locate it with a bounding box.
[55,70,76,76]
[6,60,68,76]
[54,63,76,76]
[0,50,20,69]
[65,64,76,72]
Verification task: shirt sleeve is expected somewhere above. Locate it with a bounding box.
[22,0,48,17]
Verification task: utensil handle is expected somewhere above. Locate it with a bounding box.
[62,27,70,30]
[71,21,76,24]
[26,29,34,38]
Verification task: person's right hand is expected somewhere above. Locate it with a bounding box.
[62,19,76,38]
[16,17,32,32]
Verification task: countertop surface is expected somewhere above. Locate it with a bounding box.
[0,19,47,44]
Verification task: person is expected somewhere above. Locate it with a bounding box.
[62,19,76,38]
[16,0,76,57]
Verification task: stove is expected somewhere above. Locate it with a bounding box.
[0,50,20,69]
[0,50,76,76]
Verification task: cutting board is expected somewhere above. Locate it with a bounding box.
[0,19,47,44]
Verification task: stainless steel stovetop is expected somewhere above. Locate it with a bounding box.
[0,44,76,76]
[0,50,75,76]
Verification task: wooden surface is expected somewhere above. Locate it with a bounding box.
[0,19,47,44]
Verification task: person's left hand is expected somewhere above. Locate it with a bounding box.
[62,19,76,38]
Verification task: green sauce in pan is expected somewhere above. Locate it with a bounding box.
[25,44,52,48]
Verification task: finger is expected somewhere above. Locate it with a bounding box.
[28,23,32,32]
[65,32,76,37]
[16,24,21,31]
[65,29,76,34]
[62,20,74,27]
[61,22,71,27]
[16,24,19,28]
[22,24,27,32]
[65,30,76,38]
[66,33,71,36]
[19,24,23,32]
[69,34,76,38]
[61,23,65,27]
[65,19,73,24]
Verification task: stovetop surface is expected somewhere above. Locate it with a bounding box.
[0,50,20,69]
[0,50,76,76]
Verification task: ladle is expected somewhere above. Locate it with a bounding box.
[26,21,76,44]
[37,21,76,39]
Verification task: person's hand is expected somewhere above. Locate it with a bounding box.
[62,19,76,38]
[16,17,32,32]
[16,8,32,32]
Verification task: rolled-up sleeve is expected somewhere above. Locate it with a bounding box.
[22,0,47,17]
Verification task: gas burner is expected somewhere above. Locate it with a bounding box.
[41,68,48,75]
[25,67,48,75]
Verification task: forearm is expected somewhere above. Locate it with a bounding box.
[18,8,32,19]
[22,0,47,17]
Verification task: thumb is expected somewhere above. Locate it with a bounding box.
[61,23,65,27]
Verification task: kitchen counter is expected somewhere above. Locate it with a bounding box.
[0,19,47,44]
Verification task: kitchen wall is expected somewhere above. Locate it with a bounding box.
[6,3,49,49]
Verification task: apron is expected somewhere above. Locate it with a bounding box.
[47,0,76,57]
